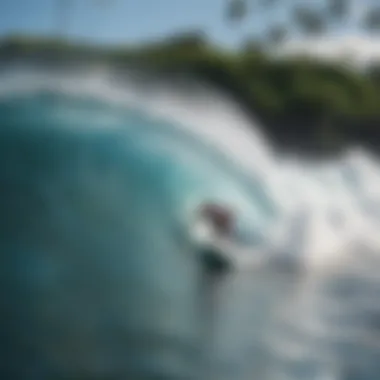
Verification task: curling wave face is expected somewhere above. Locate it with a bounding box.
[1,64,380,379]
[3,64,380,269]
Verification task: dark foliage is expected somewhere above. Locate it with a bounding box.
[1,34,380,155]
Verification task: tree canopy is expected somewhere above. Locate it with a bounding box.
[2,32,380,155]
[225,0,380,41]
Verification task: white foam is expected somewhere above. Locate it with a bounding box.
[1,64,380,271]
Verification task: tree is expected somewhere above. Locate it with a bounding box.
[363,7,380,33]
[266,24,287,45]
[225,0,380,43]
[327,0,348,20]
[225,0,249,23]
[293,6,326,36]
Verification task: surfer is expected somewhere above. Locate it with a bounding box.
[198,202,234,238]
[192,202,236,274]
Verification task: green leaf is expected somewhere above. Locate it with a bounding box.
[293,6,327,35]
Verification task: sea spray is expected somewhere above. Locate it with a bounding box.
[0,63,380,379]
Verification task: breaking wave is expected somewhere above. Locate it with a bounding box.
[1,62,380,379]
[2,63,380,270]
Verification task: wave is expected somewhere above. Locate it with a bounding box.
[2,62,380,380]
[1,63,380,272]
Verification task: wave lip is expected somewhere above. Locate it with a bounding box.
[1,63,380,270]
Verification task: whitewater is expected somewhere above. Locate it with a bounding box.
[1,62,380,379]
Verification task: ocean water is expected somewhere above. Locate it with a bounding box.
[0,64,379,380]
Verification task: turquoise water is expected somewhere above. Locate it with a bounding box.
[0,89,278,379]
[0,90,277,239]
[1,71,380,380]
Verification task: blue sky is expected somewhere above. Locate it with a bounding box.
[0,0,269,48]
